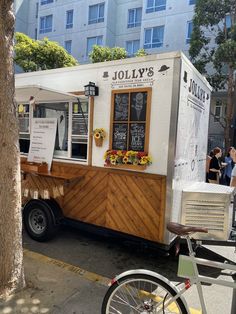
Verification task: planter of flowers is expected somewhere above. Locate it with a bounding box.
[93,128,106,147]
[104,150,152,170]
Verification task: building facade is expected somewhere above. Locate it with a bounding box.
[15,0,196,63]
[14,0,227,151]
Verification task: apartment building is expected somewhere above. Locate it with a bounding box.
[15,0,196,63]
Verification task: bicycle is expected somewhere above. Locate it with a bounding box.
[101,222,236,313]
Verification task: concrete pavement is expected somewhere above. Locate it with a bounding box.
[0,245,235,313]
[0,250,108,314]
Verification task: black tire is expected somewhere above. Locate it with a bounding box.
[101,273,188,314]
[23,199,60,242]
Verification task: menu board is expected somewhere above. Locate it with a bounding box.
[72,116,88,135]
[114,93,129,121]
[130,92,147,121]
[129,123,145,151]
[27,118,57,170]
[112,123,128,150]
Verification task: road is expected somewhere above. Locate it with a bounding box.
[23,224,236,313]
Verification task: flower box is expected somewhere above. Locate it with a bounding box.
[104,150,152,169]
[105,164,146,171]
[94,137,103,147]
[93,128,106,147]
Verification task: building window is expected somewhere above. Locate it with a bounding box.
[144,26,164,48]
[186,21,193,44]
[87,36,103,55]
[110,89,151,152]
[65,40,72,54]
[41,0,53,5]
[36,2,39,18]
[88,3,105,24]
[146,0,166,13]
[128,8,142,28]
[66,10,73,29]
[225,14,231,29]
[39,15,53,34]
[126,40,140,56]
[189,0,196,5]
[35,28,38,40]
[214,100,222,122]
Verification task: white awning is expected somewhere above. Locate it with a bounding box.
[15,85,84,103]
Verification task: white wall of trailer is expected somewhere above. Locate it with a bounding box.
[171,54,212,223]
[16,52,181,176]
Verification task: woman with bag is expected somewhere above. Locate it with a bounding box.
[208,147,222,184]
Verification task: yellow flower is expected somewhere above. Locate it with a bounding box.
[110,155,117,161]
[94,132,101,139]
[111,159,117,165]
[123,156,129,164]
[140,157,147,165]
[93,128,106,139]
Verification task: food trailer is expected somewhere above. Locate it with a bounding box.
[16,51,222,247]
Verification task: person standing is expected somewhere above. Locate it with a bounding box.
[230,148,236,187]
[208,147,222,184]
[206,151,214,182]
[224,147,234,186]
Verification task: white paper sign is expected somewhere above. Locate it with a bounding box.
[27,118,57,170]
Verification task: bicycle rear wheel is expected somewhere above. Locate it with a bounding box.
[101,273,188,314]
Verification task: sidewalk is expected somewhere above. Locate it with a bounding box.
[0,247,234,314]
[0,250,109,314]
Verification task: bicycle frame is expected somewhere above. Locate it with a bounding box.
[106,235,236,314]
[176,235,236,314]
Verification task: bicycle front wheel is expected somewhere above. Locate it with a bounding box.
[102,273,188,314]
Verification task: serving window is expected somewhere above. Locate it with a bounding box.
[110,88,151,152]
[17,99,89,161]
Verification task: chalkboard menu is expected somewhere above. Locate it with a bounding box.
[129,123,145,151]
[114,93,129,121]
[130,92,147,121]
[111,90,149,152]
[112,123,128,150]
[72,116,88,136]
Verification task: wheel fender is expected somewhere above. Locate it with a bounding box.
[113,269,190,314]
[44,199,64,225]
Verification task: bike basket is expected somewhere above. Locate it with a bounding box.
[177,255,195,278]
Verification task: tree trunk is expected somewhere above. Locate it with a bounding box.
[224,65,235,150]
[0,1,25,298]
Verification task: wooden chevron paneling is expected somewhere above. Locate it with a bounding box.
[21,159,166,243]
[106,173,165,242]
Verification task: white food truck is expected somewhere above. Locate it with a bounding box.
[16,51,234,247]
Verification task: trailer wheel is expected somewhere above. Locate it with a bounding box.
[23,199,61,242]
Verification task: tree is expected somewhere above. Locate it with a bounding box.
[14,32,78,72]
[0,1,24,298]
[189,0,236,149]
[89,45,127,63]
[135,48,148,57]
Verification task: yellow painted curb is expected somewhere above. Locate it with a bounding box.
[23,249,110,286]
[23,249,202,314]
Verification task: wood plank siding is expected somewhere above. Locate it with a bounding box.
[21,160,166,243]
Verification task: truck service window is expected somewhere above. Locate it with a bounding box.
[111,89,151,152]
[18,100,89,161]
[33,102,69,158]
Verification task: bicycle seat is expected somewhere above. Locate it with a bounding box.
[167,222,208,236]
